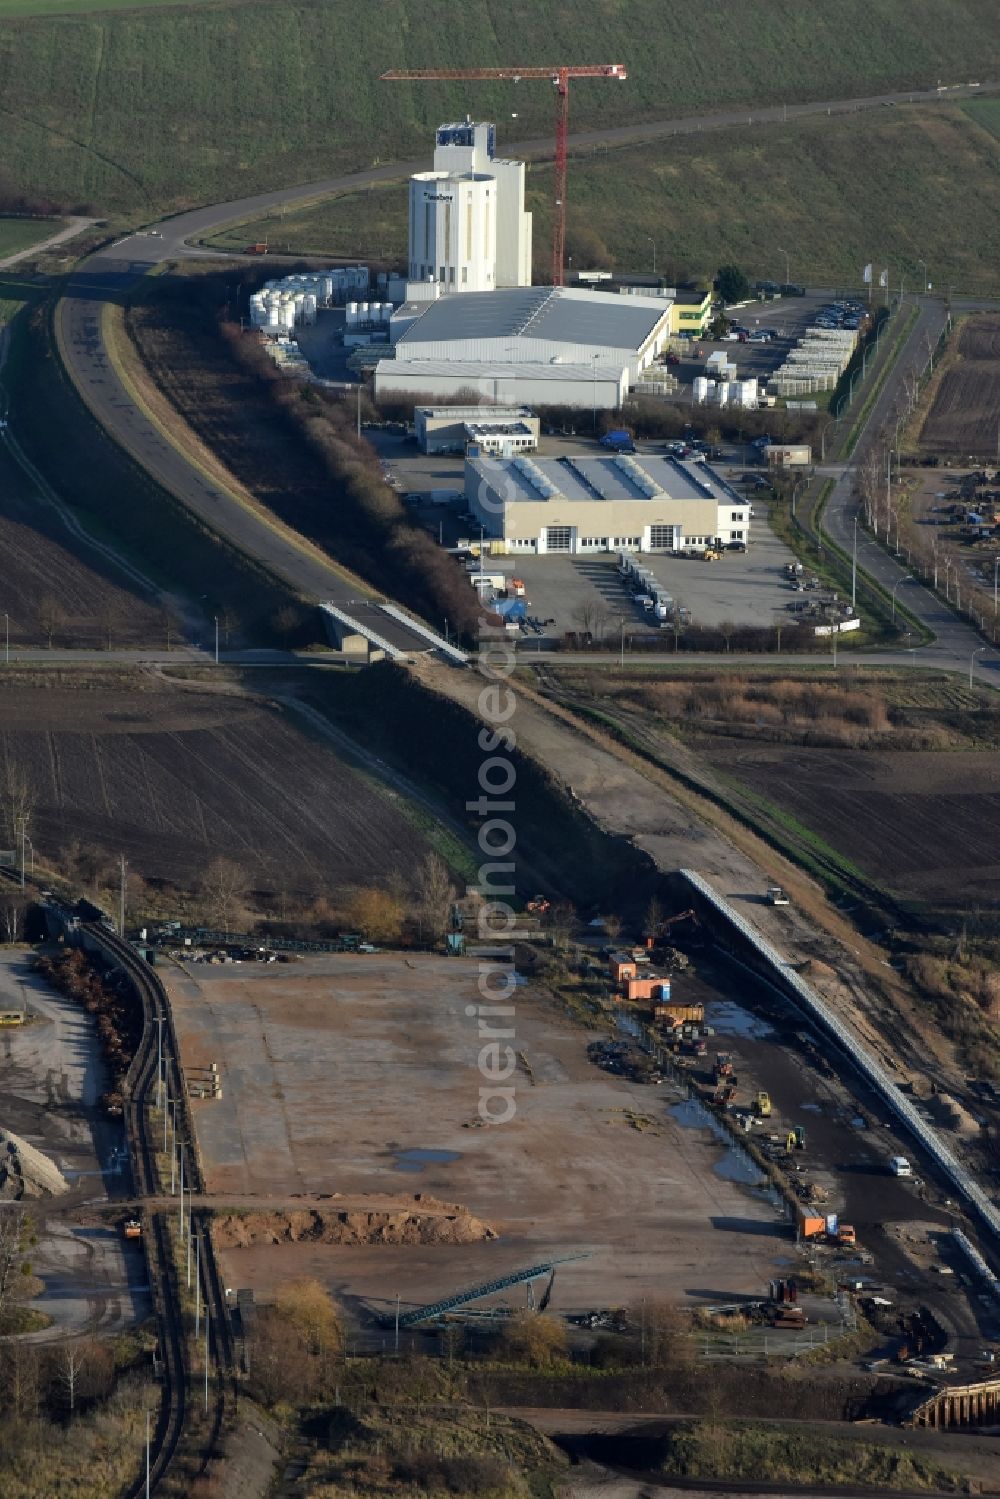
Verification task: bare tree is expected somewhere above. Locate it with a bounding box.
[0,1336,40,1418]
[0,891,27,942]
[57,1341,89,1414]
[601,913,623,943]
[415,853,456,943]
[0,1208,35,1324]
[2,759,35,852]
[643,896,665,942]
[571,601,598,638]
[97,600,122,652]
[38,594,66,649]
[200,858,250,935]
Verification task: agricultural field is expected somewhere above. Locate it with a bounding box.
[0,0,997,212]
[964,97,1000,138]
[920,313,1000,457]
[205,103,1000,295]
[545,668,1000,914]
[0,214,62,259]
[0,672,438,896]
[0,428,167,648]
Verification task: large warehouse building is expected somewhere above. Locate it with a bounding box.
[375,285,672,408]
[464,451,750,555]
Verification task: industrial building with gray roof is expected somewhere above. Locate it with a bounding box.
[465,452,751,556]
[375,285,673,409]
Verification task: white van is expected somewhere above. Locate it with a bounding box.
[888,1156,912,1177]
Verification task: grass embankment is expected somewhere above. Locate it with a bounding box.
[0,215,62,259]
[206,102,1000,294]
[306,664,656,910]
[0,0,997,212]
[6,299,305,647]
[646,1420,971,1490]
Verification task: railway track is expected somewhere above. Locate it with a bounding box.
[73,918,235,1492]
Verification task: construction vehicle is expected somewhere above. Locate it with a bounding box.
[766,885,789,906]
[703,548,721,562]
[714,1053,734,1081]
[785,1126,806,1152]
[755,1090,772,1117]
[837,1224,857,1247]
[122,1218,142,1241]
[526,894,551,915]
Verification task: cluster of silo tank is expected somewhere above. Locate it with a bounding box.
[693,376,759,409]
[249,282,319,332]
[345,301,392,328]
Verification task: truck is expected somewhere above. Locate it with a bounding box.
[796,1206,826,1239]
[766,886,789,906]
[122,1218,142,1241]
[755,1090,772,1117]
[600,429,636,453]
[244,242,268,255]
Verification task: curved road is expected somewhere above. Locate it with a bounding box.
[49,80,1000,675]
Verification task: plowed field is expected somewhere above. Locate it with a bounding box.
[0,439,165,647]
[703,742,1000,910]
[920,314,1000,458]
[0,675,432,893]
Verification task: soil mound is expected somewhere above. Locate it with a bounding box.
[214,1200,498,1249]
[0,1127,70,1198]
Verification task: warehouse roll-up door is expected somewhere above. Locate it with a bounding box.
[544,526,572,552]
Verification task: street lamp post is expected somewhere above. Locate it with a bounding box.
[970,646,986,689]
[777,248,790,285]
[891,575,911,622]
[646,236,656,276]
[852,515,858,611]
[3,613,7,666]
[917,258,928,293]
[993,555,999,617]
[591,353,600,433]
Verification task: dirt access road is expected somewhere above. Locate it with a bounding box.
[0,949,148,1340]
[416,657,977,1111]
[165,952,789,1321]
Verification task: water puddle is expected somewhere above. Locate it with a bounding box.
[705,1000,774,1040]
[670,1097,780,1204]
[391,1148,461,1174]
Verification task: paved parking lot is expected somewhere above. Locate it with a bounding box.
[498,504,798,636]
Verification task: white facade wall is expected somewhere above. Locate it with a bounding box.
[464,467,752,555]
[393,328,668,382]
[375,364,627,410]
[408,173,496,293]
[406,120,531,293]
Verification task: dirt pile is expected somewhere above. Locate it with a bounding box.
[214,1197,498,1249]
[0,1126,69,1198]
[929,1092,980,1136]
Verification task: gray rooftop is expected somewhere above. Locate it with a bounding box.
[396,287,672,352]
[468,454,745,506]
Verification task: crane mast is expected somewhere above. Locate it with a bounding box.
[381,64,627,286]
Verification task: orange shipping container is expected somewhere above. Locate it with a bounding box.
[796,1208,826,1239]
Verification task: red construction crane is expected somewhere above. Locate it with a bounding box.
[381,65,627,286]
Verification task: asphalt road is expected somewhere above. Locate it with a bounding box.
[817,299,1000,677]
[48,81,1000,675]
